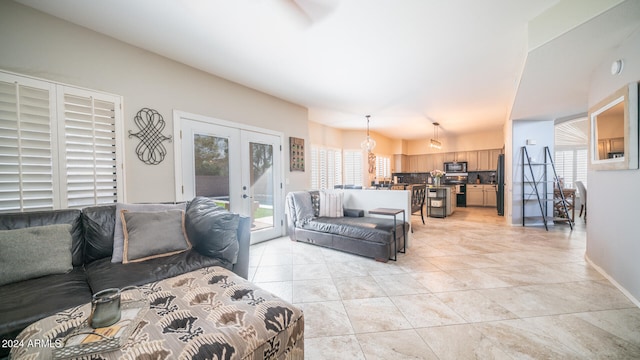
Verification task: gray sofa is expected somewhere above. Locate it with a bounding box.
[286,191,408,262]
[0,197,251,359]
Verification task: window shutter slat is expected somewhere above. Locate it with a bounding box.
[0,78,54,212]
[62,91,117,208]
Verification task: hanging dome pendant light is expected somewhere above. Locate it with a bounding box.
[361,115,377,152]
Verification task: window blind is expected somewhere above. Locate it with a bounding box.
[376,156,390,179]
[343,150,362,186]
[310,145,343,189]
[60,89,119,208]
[0,78,56,212]
[554,148,587,191]
[310,146,319,189]
[0,72,123,213]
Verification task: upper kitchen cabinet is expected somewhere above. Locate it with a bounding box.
[455,152,468,162]
[403,148,502,172]
[477,150,490,170]
[468,149,502,171]
[444,152,468,162]
[467,151,479,170]
[428,153,444,171]
[489,149,502,171]
[394,154,408,172]
[444,152,455,162]
[407,154,429,172]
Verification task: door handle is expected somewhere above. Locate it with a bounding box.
[243,194,253,199]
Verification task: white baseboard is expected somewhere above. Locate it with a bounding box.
[585,254,640,308]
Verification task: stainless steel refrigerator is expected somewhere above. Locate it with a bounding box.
[496,154,505,216]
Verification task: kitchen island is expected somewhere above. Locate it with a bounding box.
[426,185,457,217]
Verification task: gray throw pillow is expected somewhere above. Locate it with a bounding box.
[290,191,315,226]
[0,224,73,286]
[112,202,186,263]
[121,210,192,264]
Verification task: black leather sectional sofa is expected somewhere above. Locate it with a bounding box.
[286,190,408,262]
[0,197,250,358]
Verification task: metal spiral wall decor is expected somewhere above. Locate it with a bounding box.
[128,108,172,165]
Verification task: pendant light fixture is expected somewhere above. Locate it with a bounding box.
[360,115,377,152]
[430,122,442,149]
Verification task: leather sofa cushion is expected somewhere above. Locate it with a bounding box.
[0,209,84,266]
[0,267,91,338]
[85,249,233,293]
[82,204,117,264]
[185,197,240,263]
[301,217,400,244]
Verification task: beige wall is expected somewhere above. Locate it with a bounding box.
[406,129,504,155]
[0,1,310,202]
[310,121,504,157]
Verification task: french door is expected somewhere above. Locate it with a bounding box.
[175,112,283,244]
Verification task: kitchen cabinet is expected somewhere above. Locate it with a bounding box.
[393,154,407,172]
[489,149,502,170]
[484,185,497,207]
[398,148,502,173]
[466,151,478,171]
[407,155,417,172]
[444,151,467,163]
[467,149,500,171]
[428,153,444,172]
[408,155,428,172]
[450,185,457,213]
[597,138,624,160]
[444,152,455,162]
[455,152,468,162]
[467,184,484,206]
[477,150,490,170]
[467,184,496,207]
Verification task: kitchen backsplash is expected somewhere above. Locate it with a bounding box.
[469,171,497,184]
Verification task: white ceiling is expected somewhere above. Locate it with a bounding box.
[14,0,640,140]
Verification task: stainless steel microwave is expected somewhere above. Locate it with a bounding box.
[444,161,467,173]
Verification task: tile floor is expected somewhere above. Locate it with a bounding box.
[248,207,640,359]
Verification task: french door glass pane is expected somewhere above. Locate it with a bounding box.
[194,134,230,209]
[250,141,273,231]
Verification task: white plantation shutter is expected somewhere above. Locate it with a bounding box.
[554,148,587,190]
[332,149,342,187]
[343,150,362,186]
[0,77,57,212]
[59,89,120,208]
[0,71,123,213]
[310,146,342,190]
[576,149,587,188]
[311,146,319,189]
[376,156,390,179]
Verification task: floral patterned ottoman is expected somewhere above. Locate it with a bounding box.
[10,266,304,360]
